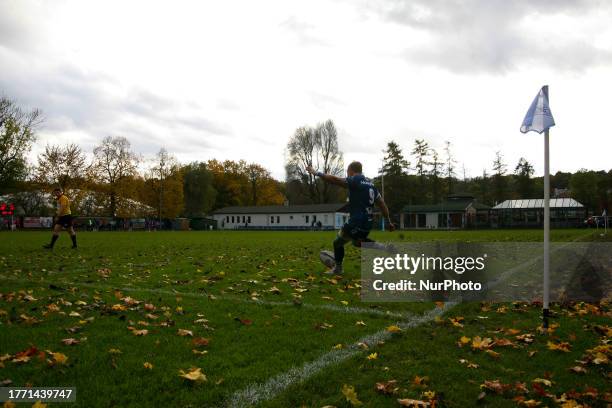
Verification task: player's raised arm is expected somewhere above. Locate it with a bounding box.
[305,166,348,187]
[376,195,396,231]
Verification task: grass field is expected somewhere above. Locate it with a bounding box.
[0,229,610,407]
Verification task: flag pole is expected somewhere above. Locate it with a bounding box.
[543,127,550,328]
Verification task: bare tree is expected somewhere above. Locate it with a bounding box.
[317,120,344,203]
[90,136,139,217]
[444,140,457,193]
[0,96,43,191]
[148,148,178,220]
[286,119,344,203]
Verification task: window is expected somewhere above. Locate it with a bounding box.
[242,216,246,223]
[248,216,251,223]
[226,216,229,222]
[271,216,274,224]
[289,215,293,220]
[313,215,317,222]
[305,215,309,224]
[231,216,234,223]
[277,216,280,223]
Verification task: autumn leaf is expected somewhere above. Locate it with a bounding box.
[480,379,510,395]
[458,336,471,346]
[493,338,516,348]
[532,378,552,387]
[367,352,378,360]
[235,317,253,326]
[31,402,47,408]
[449,317,464,328]
[192,337,210,347]
[412,375,428,386]
[143,362,153,369]
[569,366,587,374]
[386,325,402,333]
[471,336,494,350]
[341,384,362,406]
[547,341,571,352]
[397,398,430,407]
[375,380,398,395]
[49,352,68,365]
[108,348,122,354]
[518,399,541,407]
[131,329,149,336]
[179,367,207,383]
[355,321,366,326]
[61,338,80,346]
[177,329,193,337]
[268,286,281,294]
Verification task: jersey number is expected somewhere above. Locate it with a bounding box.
[368,188,375,205]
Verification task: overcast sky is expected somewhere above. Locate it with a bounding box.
[1,0,611,180]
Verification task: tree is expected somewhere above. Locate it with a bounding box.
[514,157,535,198]
[430,149,442,203]
[411,139,430,203]
[317,120,344,203]
[245,163,284,206]
[90,136,140,217]
[285,120,344,203]
[35,143,87,190]
[492,151,507,204]
[378,141,410,218]
[444,141,457,194]
[182,162,216,216]
[0,96,42,192]
[145,148,184,220]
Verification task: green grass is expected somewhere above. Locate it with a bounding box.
[0,229,609,407]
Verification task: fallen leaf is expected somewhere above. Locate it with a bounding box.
[547,341,571,352]
[375,380,398,395]
[143,362,153,369]
[367,353,378,360]
[61,338,80,346]
[387,325,402,333]
[397,398,430,407]
[192,337,210,347]
[341,384,362,406]
[179,367,207,383]
[472,336,494,350]
[178,329,193,337]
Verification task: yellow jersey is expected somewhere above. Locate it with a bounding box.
[57,194,71,216]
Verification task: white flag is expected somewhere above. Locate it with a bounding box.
[520,85,555,134]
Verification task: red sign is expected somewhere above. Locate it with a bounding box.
[0,202,15,216]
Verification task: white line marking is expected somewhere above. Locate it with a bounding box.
[226,302,456,408]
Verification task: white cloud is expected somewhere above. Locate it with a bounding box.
[0,0,610,181]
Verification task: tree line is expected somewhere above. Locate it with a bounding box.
[1,95,610,219]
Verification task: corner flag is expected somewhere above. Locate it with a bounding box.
[520,86,555,134]
[520,85,555,329]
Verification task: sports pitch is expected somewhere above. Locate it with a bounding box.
[1,230,610,407]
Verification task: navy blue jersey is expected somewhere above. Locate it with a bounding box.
[346,174,380,228]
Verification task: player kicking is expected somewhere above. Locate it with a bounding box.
[43,188,77,250]
[306,161,395,275]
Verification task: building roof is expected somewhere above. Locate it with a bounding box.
[212,203,348,215]
[492,198,584,209]
[402,200,490,213]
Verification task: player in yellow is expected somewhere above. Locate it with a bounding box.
[43,188,77,249]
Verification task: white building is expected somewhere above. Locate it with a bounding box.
[212,203,349,230]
